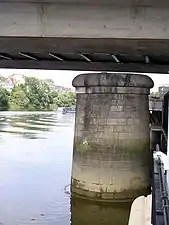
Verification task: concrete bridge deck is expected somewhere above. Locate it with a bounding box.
[0,1,169,71]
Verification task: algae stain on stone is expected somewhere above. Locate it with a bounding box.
[74,138,90,153]
[120,139,150,156]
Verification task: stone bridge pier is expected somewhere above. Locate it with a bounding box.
[71,73,154,202]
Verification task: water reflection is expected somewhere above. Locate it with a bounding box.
[71,197,131,225]
[0,112,72,139]
[0,111,131,225]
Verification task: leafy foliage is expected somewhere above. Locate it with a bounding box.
[0,87,9,110]
[9,84,29,110]
[150,92,162,98]
[0,76,76,111]
[54,92,76,107]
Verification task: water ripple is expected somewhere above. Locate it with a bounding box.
[0,111,71,139]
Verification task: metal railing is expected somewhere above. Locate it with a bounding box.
[152,144,169,225]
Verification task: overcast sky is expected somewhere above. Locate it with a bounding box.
[0,68,168,92]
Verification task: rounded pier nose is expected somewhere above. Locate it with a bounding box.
[71,72,154,201]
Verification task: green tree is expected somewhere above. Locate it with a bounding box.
[8,76,76,111]
[150,92,163,98]
[9,84,29,110]
[0,87,9,110]
[9,77,55,111]
[24,77,54,110]
[54,92,76,107]
[0,75,7,87]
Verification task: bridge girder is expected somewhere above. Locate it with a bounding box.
[0,2,169,71]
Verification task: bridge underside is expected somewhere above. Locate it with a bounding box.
[1,37,169,72]
[1,1,169,72]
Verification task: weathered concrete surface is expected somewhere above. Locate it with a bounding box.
[71,73,154,201]
[1,59,169,72]
[1,2,169,38]
[3,0,169,6]
[0,2,169,50]
[0,2,169,71]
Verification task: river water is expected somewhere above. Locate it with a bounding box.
[0,111,131,225]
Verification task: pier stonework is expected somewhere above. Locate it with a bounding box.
[71,73,154,201]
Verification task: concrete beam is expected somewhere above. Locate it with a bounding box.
[3,0,169,7]
[0,37,169,55]
[1,60,169,73]
[1,2,169,71]
[0,2,169,39]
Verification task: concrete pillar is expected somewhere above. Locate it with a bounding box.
[71,73,154,201]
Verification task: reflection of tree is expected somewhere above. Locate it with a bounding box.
[0,117,7,131]
[9,115,53,132]
[70,195,131,225]
[22,133,46,139]
[0,114,58,139]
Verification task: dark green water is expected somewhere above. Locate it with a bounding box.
[0,111,131,225]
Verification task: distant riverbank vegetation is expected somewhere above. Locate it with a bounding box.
[0,76,76,111]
